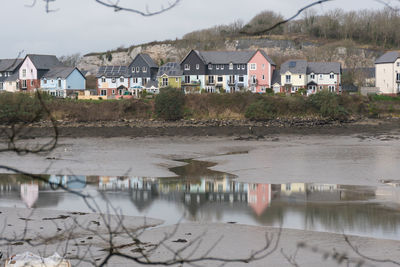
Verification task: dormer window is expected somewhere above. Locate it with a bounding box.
[142,67,147,73]
[184,64,190,70]
[216,65,219,70]
[132,68,135,73]
[112,78,116,83]
[136,67,140,73]
[330,72,334,79]
[221,65,224,70]
[101,77,106,83]
[310,73,315,79]
[208,64,213,70]
[120,77,124,82]
[229,63,233,70]
[196,64,200,70]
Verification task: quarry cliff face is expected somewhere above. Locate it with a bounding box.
[78,38,380,75]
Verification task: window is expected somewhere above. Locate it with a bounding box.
[319,74,323,79]
[112,78,116,83]
[330,73,334,79]
[30,80,34,86]
[58,80,61,88]
[262,75,265,80]
[251,75,257,84]
[217,76,223,82]
[142,67,147,73]
[120,77,124,82]
[221,65,224,70]
[112,89,115,95]
[241,64,246,70]
[31,69,33,73]
[132,68,135,73]
[196,64,200,70]
[136,67,140,72]
[328,85,335,92]
[176,78,179,82]
[133,78,138,83]
[285,75,291,83]
[184,75,190,83]
[237,64,240,70]
[162,77,168,86]
[184,64,190,70]
[22,69,26,78]
[310,73,315,79]
[208,76,214,84]
[196,75,199,80]
[43,79,47,84]
[238,76,244,82]
[101,77,106,83]
[397,62,400,67]
[299,75,302,79]
[208,64,213,70]
[100,89,107,96]
[262,64,265,69]
[229,75,235,84]
[0,82,3,90]
[397,73,400,81]
[229,63,233,70]
[216,65,219,70]
[250,63,256,70]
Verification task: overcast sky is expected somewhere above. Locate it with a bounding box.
[0,0,388,58]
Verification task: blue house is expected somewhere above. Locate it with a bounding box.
[40,67,86,97]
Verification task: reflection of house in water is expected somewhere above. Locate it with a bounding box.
[20,183,39,208]
[248,184,271,216]
[49,175,87,190]
[279,183,341,202]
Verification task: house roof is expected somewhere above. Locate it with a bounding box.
[375,51,400,64]
[198,51,256,64]
[4,72,19,82]
[307,62,341,74]
[42,67,76,79]
[281,60,308,74]
[0,59,23,72]
[140,54,158,68]
[145,79,159,89]
[27,54,63,70]
[258,50,276,66]
[271,69,281,85]
[157,62,183,77]
[96,66,129,78]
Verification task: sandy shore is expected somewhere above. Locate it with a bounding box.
[1,207,400,267]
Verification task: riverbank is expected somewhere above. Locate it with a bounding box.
[3,117,400,139]
[2,207,400,267]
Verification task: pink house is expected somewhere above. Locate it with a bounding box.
[248,50,276,93]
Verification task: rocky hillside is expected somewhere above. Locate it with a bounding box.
[78,36,382,76]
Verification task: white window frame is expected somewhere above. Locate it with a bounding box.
[217,76,223,83]
[136,67,140,73]
[229,63,233,70]
[237,65,240,70]
[112,78,116,83]
[142,67,147,73]
[238,76,244,82]
[208,75,214,84]
[285,75,291,83]
[120,77,124,82]
[184,64,190,71]
[310,73,315,79]
[250,63,256,70]
[221,65,224,70]
[101,77,106,83]
[208,64,213,70]
[241,64,246,70]
[196,64,200,70]
[262,75,265,80]
[162,77,168,86]
[184,75,190,84]
[22,69,26,78]
[330,73,335,79]
[216,65,220,70]
[132,68,135,73]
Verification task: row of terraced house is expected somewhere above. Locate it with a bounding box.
[96,50,343,97]
[0,54,86,97]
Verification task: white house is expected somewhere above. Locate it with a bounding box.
[375,51,400,95]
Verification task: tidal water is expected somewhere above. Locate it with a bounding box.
[1,159,400,240]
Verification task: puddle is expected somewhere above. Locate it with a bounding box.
[1,160,400,240]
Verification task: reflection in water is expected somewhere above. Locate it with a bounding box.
[1,160,400,240]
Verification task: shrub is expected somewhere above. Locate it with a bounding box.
[245,98,277,121]
[0,92,47,124]
[155,87,185,120]
[308,91,349,120]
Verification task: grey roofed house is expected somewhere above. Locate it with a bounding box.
[280,60,308,74]
[375,51,400,64]
[42,67,86,80]
[145,79,159,89]
[157,62,183,77]
[96,66,129,78]
[197,51,256,64]
[26,54,63,70]
[271,70,281,85]
[4,72,19,82]
[0,59,23,72]
[307,62,341,74]
[139,54,158,69]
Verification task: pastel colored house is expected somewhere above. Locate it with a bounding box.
[247,50,276,93]
[157,62,182,89]
[96,66,130,97]
[0,58,23,92]
[306,62,341,95]
[19,54,64,91]
[180,50,207,93]
[279,60,341,95]
[40,67,86,97]
[375,51,400,95]
[128,53,159,96]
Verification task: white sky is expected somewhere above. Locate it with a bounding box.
[0,0,388,58]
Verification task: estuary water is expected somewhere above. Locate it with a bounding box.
[1,159,400,240]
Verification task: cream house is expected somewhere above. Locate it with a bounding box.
[280,60,308,94]
[375,51,400,95]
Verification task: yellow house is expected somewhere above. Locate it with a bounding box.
[157,62,182,89]
[280,60,308,94]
